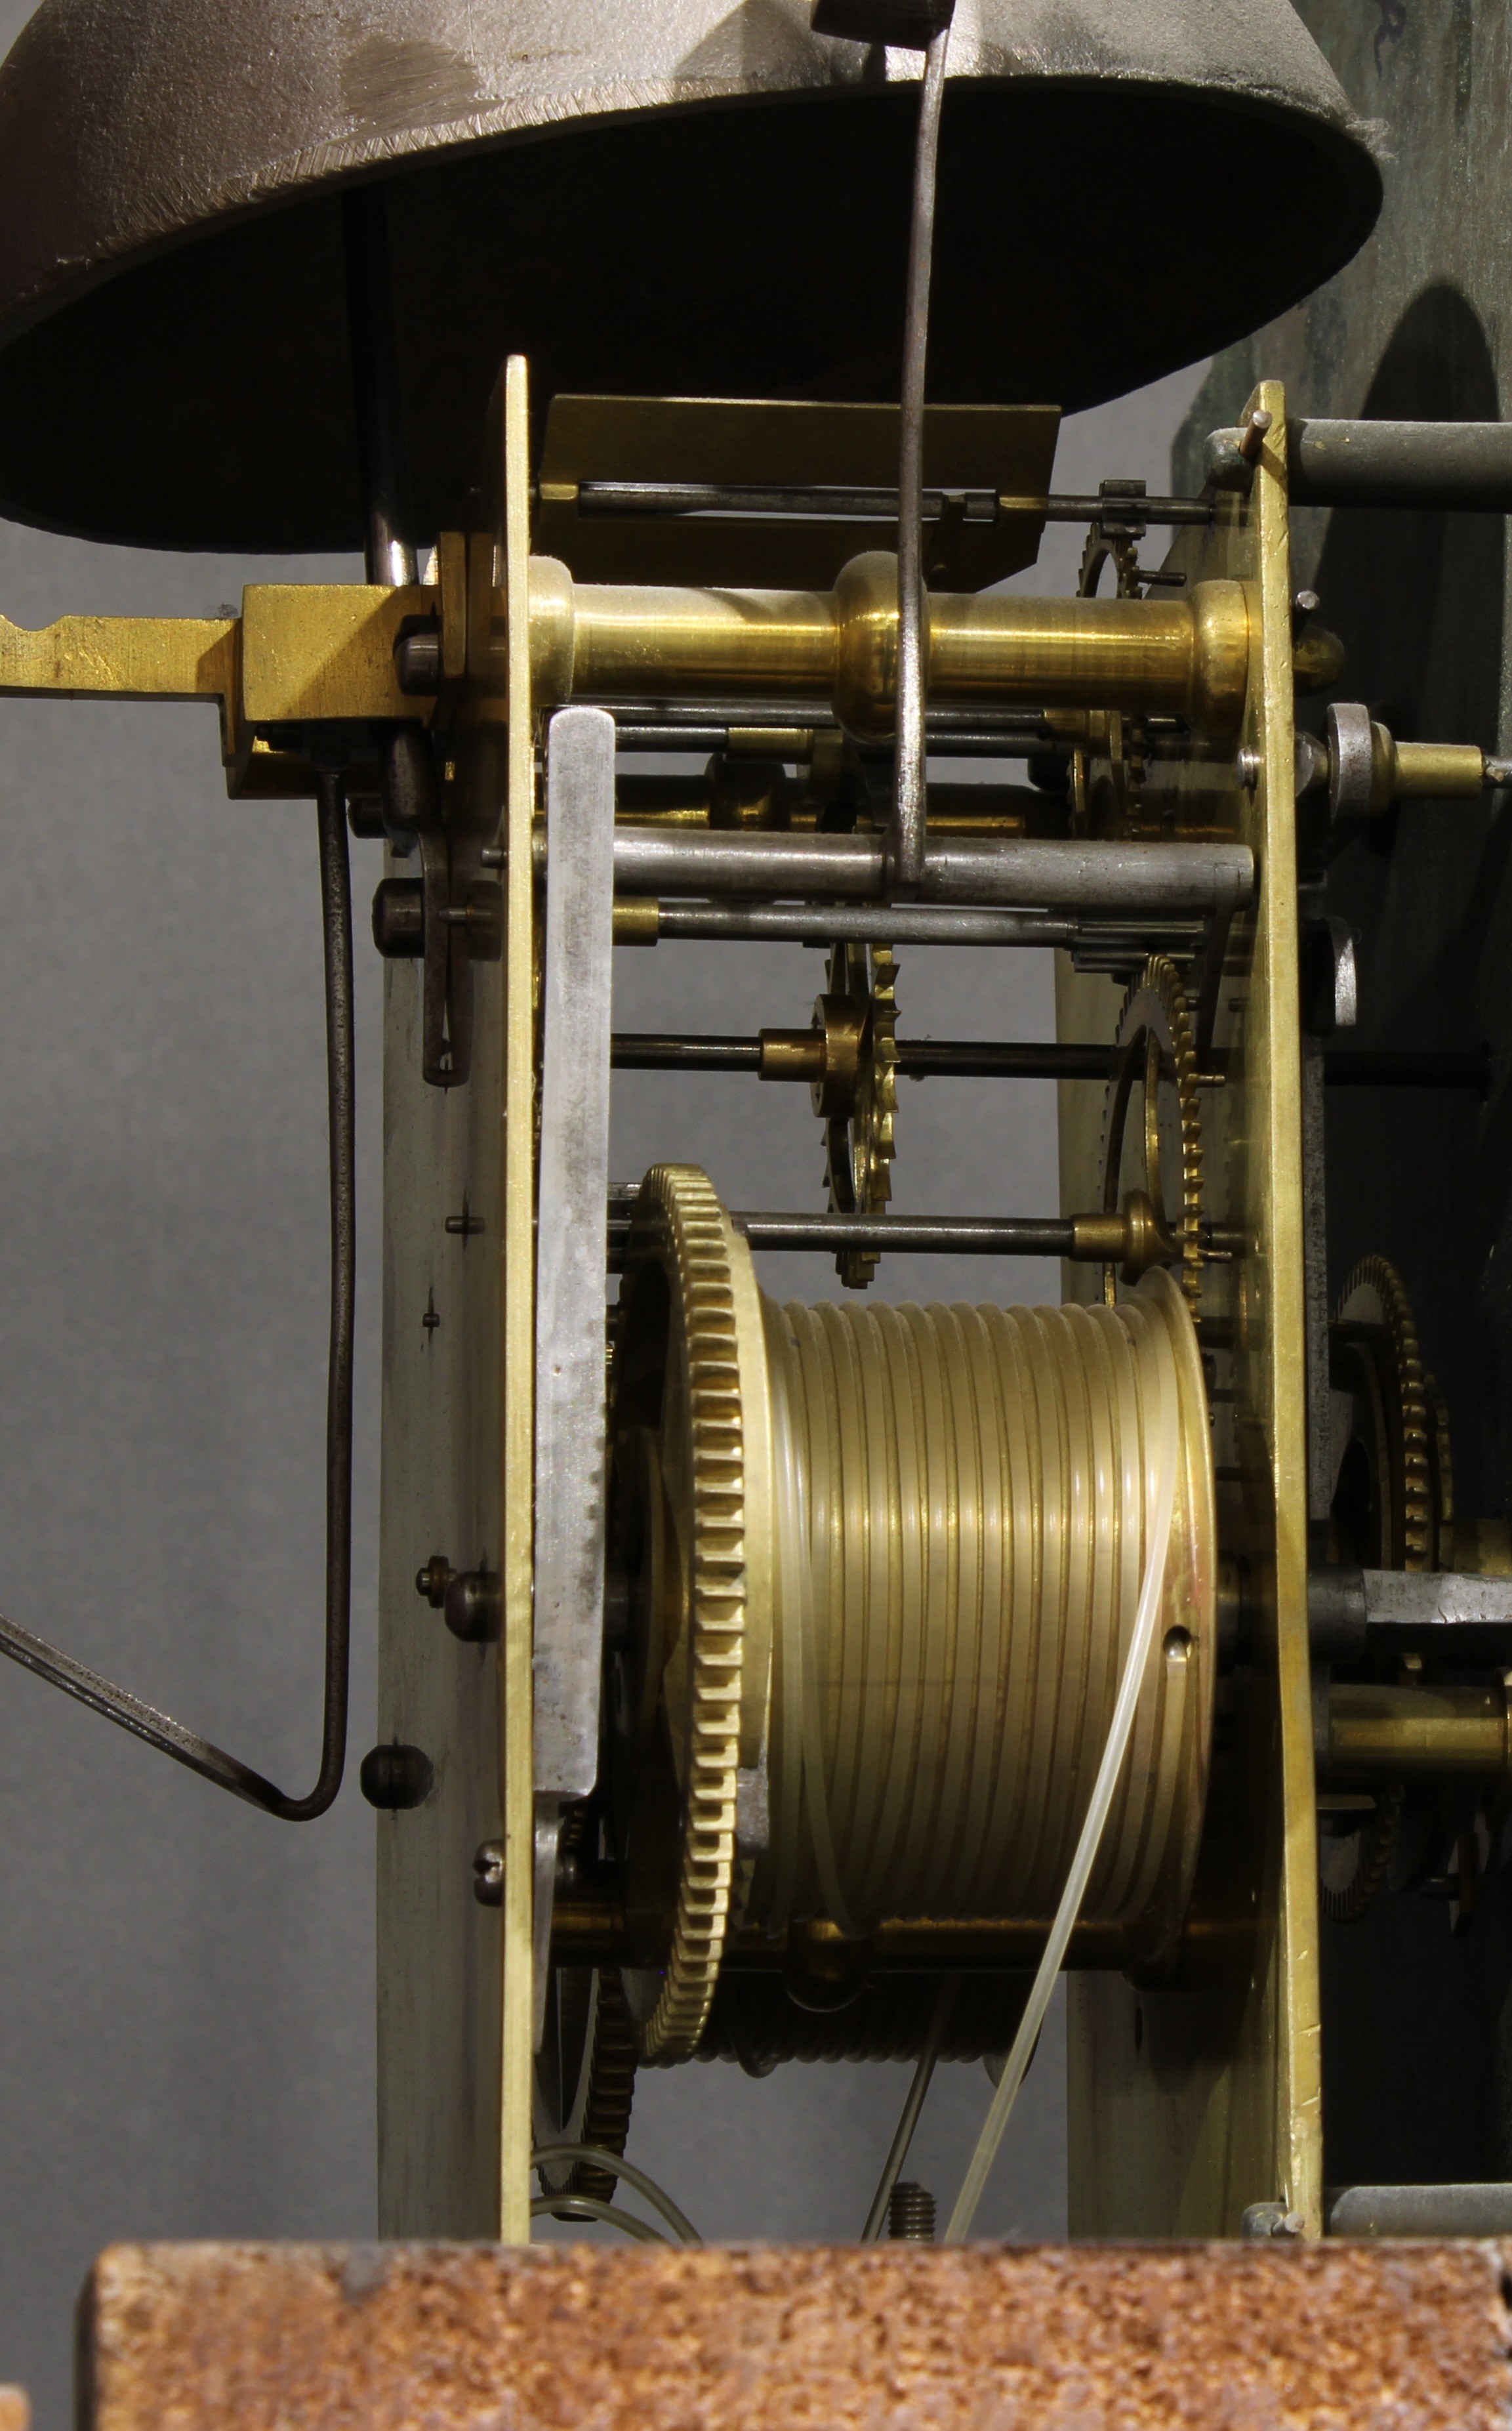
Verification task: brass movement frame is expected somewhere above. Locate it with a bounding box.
[497,360,538,2242]
[0,367,1319,2243]
[1059,383,1320,2234]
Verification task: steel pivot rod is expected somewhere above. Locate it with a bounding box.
[571,482,1215,529]
[637,902,1202,951]
[735,1213,1074,1253]
[607,1193,1082,1266]
[594,827,1256,913]
[0,776,358,1818]
[342,181,418,587]
[893,18,952,889]
[609,1035,1490,1089]
[613,1034,1130,1079]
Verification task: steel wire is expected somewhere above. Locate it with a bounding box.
[0,774,357,1818]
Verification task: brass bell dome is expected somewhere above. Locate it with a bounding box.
[0,0,1381,550]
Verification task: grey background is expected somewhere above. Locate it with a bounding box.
[0,21,1206,2390]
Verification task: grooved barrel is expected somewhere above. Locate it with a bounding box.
[751,1276,1216,1959]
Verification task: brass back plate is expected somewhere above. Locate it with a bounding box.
[1057,383,1322,2235]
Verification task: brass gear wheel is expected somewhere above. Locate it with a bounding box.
[611,1172,1215,2051]
[1321,1255,1443,1925]
[1097,955,1204,1306]
[1330,1253,1432,1571]
[534,1961,637,2203]
[1425,1371,1455,1572]
[821,940,898,1290]
[609,1165,771,2062]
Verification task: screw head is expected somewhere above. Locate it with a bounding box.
[444,1568,500,1644]
[359,1743,434,1811]
[415,1554,454,1608]
[473,1838,505,1906]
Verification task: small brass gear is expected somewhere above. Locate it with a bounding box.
[610,1164,769,2062]
[1097,955,1204,1306]
[821,940,898,1290]
[1331,1254,1432,1571]
[1078,524,1142,600]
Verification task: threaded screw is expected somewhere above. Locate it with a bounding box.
[887,2181,936,2242]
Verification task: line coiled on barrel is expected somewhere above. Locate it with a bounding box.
[753,1276,1208,1950]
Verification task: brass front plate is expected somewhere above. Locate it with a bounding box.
[1059,383,1322,2235]
[373,871,504,2237]
[494,357,541,2244]
[534,394,1059,589]
[373,371,538,2243]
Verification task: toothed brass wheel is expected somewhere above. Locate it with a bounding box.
[1321,1256,1448,1925]
[610,1168,1217,2056]
[820,940,898,1289]
[608,1165,773,2062]
[534,1961,637,2201]
[1330,1254,1433,1572]
[1098,955,1204,1306]
[535,1803,638,2199]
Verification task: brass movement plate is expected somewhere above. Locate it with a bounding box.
[1059,383,1322,2235]
[373,364,539,2242]
[495,356,541,2245]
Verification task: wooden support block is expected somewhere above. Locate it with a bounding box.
[79,2239,1512,2431]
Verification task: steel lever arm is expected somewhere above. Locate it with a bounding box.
[0,771,356,1820]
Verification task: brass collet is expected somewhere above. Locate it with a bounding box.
[528,550,1251,739]
[1071,1190,1177,1281]
[758,994,867,1117]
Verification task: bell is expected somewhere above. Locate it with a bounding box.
[0,0,1379,551]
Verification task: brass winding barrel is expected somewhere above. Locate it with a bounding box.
[609,1167,1216,2060]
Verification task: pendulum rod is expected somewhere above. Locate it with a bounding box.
[342,181,419,587]
[893,14,953,888]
